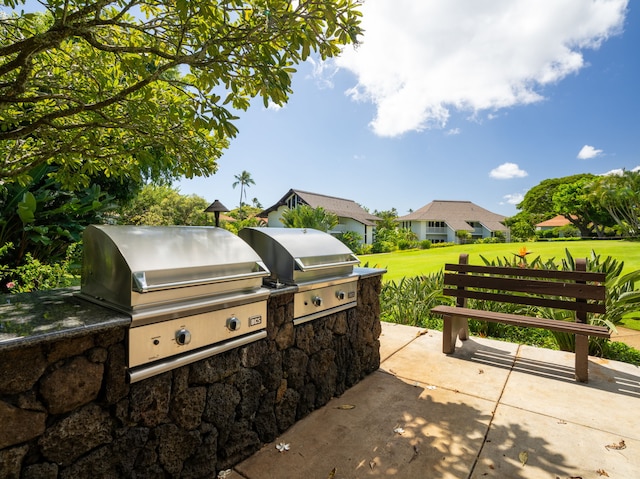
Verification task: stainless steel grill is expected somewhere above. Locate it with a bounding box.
[238,227,360,324]
[79,225,270,382]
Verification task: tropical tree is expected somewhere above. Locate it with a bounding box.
[373,208,399,230]
[279,205,338,232]
[0,0,363,189]
[591,170,640,236]
[118,184,211,226]
[552,176,614,237]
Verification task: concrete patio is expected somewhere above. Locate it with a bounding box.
[228,322,640,479]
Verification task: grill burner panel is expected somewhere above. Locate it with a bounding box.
[294,278,357,324]
[128,300,267,368]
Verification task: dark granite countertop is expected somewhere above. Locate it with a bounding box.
[0,287,130,352]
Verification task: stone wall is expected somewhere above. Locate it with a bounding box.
[0,275,382,478]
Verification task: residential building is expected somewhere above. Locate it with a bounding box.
[397,200,509,243]
[535,215,579,237]
[257,189,380,245]
[535,215,574,231]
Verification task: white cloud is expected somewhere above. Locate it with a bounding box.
[336,0,628,137]
[490,163,528,179]
[266,101,283,111]
[307,57,339,89]
[602,165,640,176]
[577,144,604,159]
[503,193,524,205]
[445,128,461,136]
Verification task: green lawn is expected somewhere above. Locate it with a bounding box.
[359,240,640,283]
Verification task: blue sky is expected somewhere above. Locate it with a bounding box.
[176,1,637,217]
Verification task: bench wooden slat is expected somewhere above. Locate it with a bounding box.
[442,288,607,314]
[444,263,606,282]
[444,274,605,301]
[431,305,611,338]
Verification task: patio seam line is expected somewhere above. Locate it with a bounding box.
[467,343,521,478]
[379,332,426,365]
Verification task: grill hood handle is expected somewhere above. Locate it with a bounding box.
[293,255,360,272]
[132,262,269,292]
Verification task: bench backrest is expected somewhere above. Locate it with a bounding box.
[443,254,606,322]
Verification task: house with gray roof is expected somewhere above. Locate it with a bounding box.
[396,200,509,243]
[258,189,380,244]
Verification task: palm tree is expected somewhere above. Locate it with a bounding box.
[592,170,640,236]
[232,170,255,210]
[279,205,338,232]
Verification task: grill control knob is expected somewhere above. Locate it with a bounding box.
[312,296,323,307]
[336,291,346,300]
[175,328,191,345]
[227,316,241,331]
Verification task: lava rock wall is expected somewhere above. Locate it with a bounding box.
[0,275,382,478]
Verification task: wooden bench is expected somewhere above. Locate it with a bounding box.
[430,254,611,382]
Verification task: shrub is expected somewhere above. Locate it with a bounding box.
[356,244,373,255]
[397,239,414,250]
[371,240,395,254]
[419,239,432,249]
[380,272,448,328]
[430,242,455,249]
[2,242,78,293]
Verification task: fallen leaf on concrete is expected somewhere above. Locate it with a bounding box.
[369,461,376,470]
[478,369,484,374]
[519,451,528,466]
[416,329,429,336]
[335,404,356,410]
[597,469,610,477]
[605,440,626,450]
[327,467,337,478]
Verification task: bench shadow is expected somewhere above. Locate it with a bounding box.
[455,338,640,399]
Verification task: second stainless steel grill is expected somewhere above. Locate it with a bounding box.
[238,227,360,324]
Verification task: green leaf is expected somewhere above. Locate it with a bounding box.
[17,192,37,224]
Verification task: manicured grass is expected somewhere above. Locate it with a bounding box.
[359,240,640,283]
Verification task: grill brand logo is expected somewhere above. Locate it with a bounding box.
[249,315,263,327]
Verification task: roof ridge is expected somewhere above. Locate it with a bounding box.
[292,189,356,203]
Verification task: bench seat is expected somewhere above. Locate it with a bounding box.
[431,305,611,338]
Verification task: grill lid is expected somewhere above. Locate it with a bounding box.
[238,227,359,284]
[81,225,269,312]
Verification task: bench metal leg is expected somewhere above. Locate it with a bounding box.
[575,334,589,382]
[443,316,469,354]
